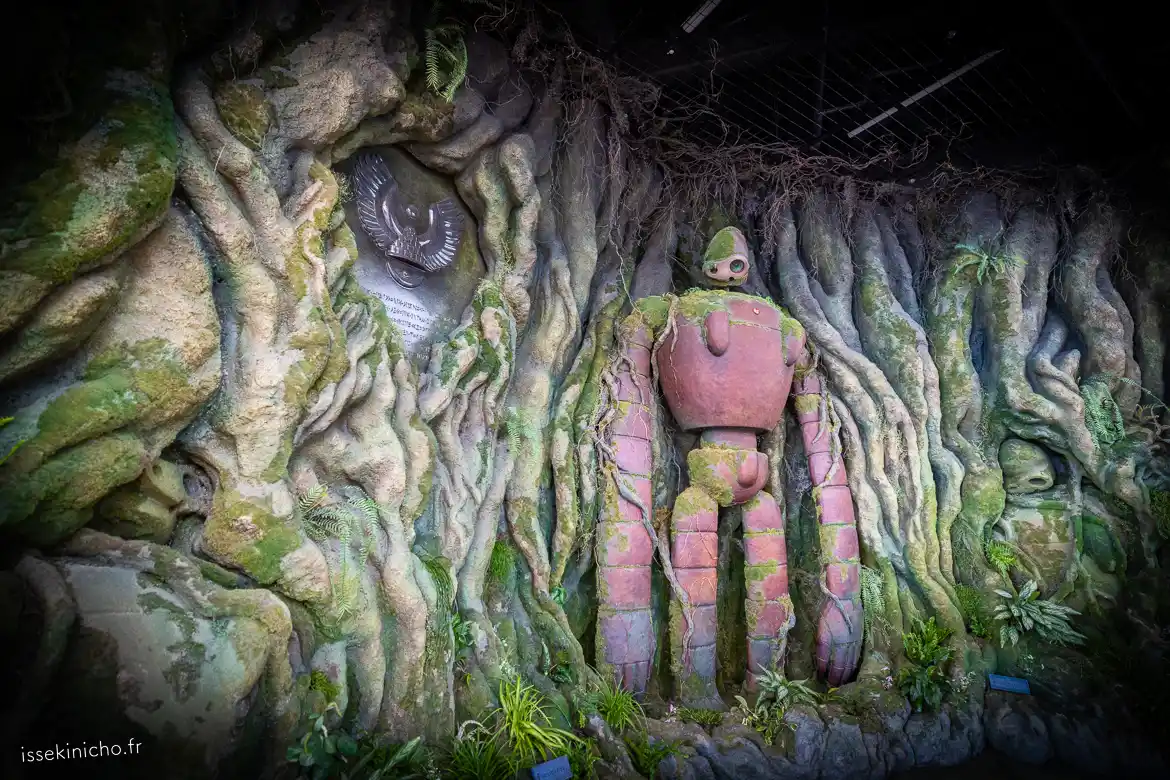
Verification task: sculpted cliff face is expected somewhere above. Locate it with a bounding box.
[1,2,1168,778]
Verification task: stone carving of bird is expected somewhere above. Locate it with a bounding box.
[352,152,463,288]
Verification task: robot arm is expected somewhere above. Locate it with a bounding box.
[791,348,864,685]
[593,302,662,692]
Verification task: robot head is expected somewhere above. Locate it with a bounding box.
[701,226,750,287]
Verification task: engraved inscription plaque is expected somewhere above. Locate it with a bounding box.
[342,147,485,360]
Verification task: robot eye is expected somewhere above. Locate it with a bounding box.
[729,260,745,273]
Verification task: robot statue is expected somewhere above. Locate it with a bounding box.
[594,226,863,706]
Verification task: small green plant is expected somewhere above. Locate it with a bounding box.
[984,539,1018,576]
[896,617,952,713]
[309,670,341,704]
[732,696,793,746]
[676,707,723,727]
[859,565,891,638]
[566,739,601,779]
[443,721,514,780]
[452,615,474,652]
[1079,375,1126,452]
[993,580,1085,648]
[897,663,948,713]
[755,670,822,709]
[586,677,643,733]
[550,585,567,606]
[950,242,1025,284]
[624,733,680,779]
[493,677,579,764]
[901,617,952,667]
[287,704,355,777]
[424,7,468,103]
[487,541,515,586]
[0,416,25,467]
[955,584,992,639]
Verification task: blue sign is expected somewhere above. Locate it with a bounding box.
[531,755,572,780]
[988,674,1031,695]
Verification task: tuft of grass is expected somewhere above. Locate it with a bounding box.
[584,677,643,733]
[676,707,723,727]
[493,677,579,764]
[444,721,515,780]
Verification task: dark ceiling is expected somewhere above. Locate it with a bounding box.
[540,0,1164,177]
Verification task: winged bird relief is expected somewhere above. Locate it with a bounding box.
[352,152,464,288]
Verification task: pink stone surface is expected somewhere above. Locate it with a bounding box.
[800,419,832,453]
[794,374,821,395]
[598,521,654,567]
[808,451,848,486]
[672,492,718,532]
[816,597,863,686]
[794,397,821,425]
[705,310,731,356]
[612,434,653,476]
[600,567,652,610]
[610,402,652,438]
[615,476,653,523]
[828,524,860,560]
[744,532,788,566]
[672,530,718,569]
[744,566,789,601]
[748,600,791,637]
[660,320,796,431]
[742,493,784,531]
[628,341,652,376]
[683,603,719,646]
[675,568,718,605]
[826,562,860,597]
[614,371,652,404]
[627,323,654,349]
[726,297,783,329]
[817,485,856,526]
[599,609,654,664]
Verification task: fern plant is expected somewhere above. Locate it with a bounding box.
[950,242,1025,284]
[1079,375,1126,452]
[424,18,468,102]
[859,565,889,638]
[993,580,1085,648]
[984,539,1018,576]
[896,617,952,713]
